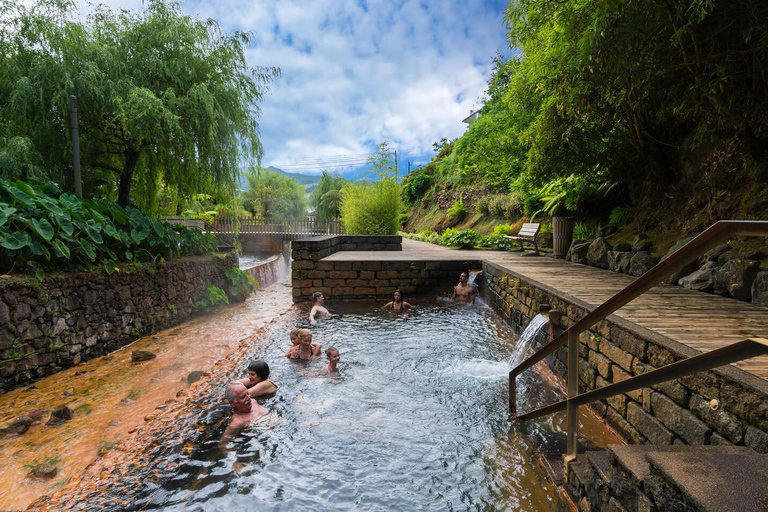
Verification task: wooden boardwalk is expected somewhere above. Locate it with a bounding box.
[326,239,768,380]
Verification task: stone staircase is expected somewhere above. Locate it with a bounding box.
[562,445,768,511]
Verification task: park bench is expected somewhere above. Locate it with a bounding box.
[504,222,541,255]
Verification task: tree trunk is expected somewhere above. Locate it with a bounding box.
[118,148,140,208]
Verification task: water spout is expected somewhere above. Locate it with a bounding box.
[507,314,549,369]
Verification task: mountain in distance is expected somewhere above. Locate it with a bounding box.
[236,165,410,191]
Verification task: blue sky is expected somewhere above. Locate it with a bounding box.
[79,0,511,175]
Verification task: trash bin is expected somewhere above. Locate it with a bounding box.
[552,217,574,258]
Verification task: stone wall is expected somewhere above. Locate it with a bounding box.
[291,235,480,302]
[482,261,768,454]
[0,254,237,391]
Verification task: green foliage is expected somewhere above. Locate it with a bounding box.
[195,285,229,313]
[311,171,347,220]
[446,198,467,223]
[397,212,410,227]
[440,228,482,249]
[573,222,591,241]
[242,167,306,219]
[0,179,216,275]
[340,142,401,235]
[540,223,553,234]
[225,267,258,300]
[402,173,433,204]
[0,0,279,208]
[609,207,630,226]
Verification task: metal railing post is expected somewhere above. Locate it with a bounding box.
[565,328,579,466]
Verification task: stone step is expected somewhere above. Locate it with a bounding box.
[607,445,767,512]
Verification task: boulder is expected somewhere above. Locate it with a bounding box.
[679,261,719,292]
[599,224,618,237]
[131,350,156,362]
[1,414,34,435]
[629,252,659,277]
[587,237,612,269]
[718,247,763,264]
[714,259,761,300]
[751,271,768,306]
[661,237,696,284]
[46,405,74,426]
[187,370,205,385]
[608,251,633,274]
[697,244,732,268]
[613,243,633,252]
[567,242,590,265]
[633,233,651,252]
[29,464,58,479]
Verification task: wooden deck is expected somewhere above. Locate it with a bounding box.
[325,239,768,380]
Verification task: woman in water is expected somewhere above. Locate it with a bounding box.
[381,289,414,312]
[286,328,320,360]
[285,328,321,357]
[237,360,279,398]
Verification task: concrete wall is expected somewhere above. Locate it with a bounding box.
[482,261,768,453]
[0,254,237,391]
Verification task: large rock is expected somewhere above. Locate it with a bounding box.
[131,350,156,362]
[718,247,764,264]
[679,261,719,292]
[567,242,590,264]
[697,244,732,268]
[714,259,761,300]
[633,234,652,252]
[587,237,612,269]
[661,237,696,284]
[629,251,659,277]
[46,405,74,426]
[752,271,768,305]
[608,251,633,274]
[1,414,34,435]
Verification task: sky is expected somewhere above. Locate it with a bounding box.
[74,0,511,176]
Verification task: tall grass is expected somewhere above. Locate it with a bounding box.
[340,176,401,235]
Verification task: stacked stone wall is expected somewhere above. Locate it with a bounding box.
[0,254,236,391]
[482,261,768,454]
[291,235,481,302]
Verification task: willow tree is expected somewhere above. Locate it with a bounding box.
[0,0,279,209]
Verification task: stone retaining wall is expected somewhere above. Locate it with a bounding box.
[291,235,481,302]
[482,261,768,454]
[0,254,237,391]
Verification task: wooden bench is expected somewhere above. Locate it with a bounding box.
[504,223,541,255]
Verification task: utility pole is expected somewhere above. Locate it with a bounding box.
[69,95,82,197]
[394,149,398,180]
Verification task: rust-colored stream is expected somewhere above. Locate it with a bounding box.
[0,279,294,511]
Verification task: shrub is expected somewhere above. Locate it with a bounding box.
[398,212,410,227]
[610,206,630,226]
[440,228,482,249]
[447,198,467,223]
[402,173,433,204]
[480,234,515,250]
[340,176,401,235]
[491,224,516,236]
[225,268,258,302]
[195,285,229,313]
[540,222,553,234]
[476,197,490,214]
[0,179,217,276]
[573,222,591,240]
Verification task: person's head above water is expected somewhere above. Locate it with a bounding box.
[539,304,552,313]
[393,289,403,303]
[225,382,253,414]
[326,346,340,369]
[297,328,312,344]
[289,327,301,344]
[312,291,325,304]
[247,360,270,384]
[459,272,468,284]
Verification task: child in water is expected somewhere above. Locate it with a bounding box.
[286,328,321,360]
[325,347,340,373]
[285,327,321,358]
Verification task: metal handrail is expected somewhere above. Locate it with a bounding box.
[508,220,768,464]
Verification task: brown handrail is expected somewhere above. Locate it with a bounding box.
[518,337,768,420]
[508,220,768,464]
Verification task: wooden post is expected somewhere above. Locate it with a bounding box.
[565,328,579,469]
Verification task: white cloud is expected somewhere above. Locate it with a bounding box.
[68,0,511,174]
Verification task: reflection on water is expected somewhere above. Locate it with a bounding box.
[129,299,620,511]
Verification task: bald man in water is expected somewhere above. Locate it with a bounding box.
[220,382,267,448]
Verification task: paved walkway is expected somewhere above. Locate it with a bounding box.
[327,239,768,380]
